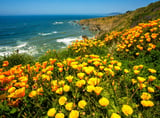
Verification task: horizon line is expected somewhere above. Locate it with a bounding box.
[0,12,123,16]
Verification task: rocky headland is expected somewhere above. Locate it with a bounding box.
[79,1,160,36]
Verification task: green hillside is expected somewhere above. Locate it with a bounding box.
[79,1,160,34]
[0,18,160,117]
[0,1,160,117]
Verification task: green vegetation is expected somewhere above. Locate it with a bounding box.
[0,18,160,118]
[79,1,160,34]
[0,53,34,69]
[0,2,160,117]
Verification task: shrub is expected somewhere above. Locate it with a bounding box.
[0,53,34,68]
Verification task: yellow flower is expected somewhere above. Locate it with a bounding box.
[58,68,63,72]
[19,76,28,83]
[36,87,43,95]
[137,76,146,83]
[19,82,26,87]
[58,96,67,105]
[117,62,122,66]
[51,80,58,86]
[141,100,154,107]
[111,113,121,118]
[8,87,16,93]
[83,66,94,75]
[2,60,9,67]
[124,69,129,73]
[140,100,147,107]
[42,74,50,81]
[58,80,65,86]
[49,58,57,64]
[148,68,156,73]
[99,97,109,107]
[8,92,15,98]
[147,87,154,93]
[108,64,113,69]
[99,66,104,70]
[77,73,85,79]
[47,108,56,117]
[65,75,73,83]
[87,85,95,92]
[134,70,140,75]
[55,113,64,118]
[69,110,79,118]
[139,65,143,69]
[63,85,70,92]
[94,86,103,95]
[8,75,15,82]
[78,100,87,109]
[140,92,151,100]
[57,62,63,68]
[72,64,78,69]
[47,71,52,75]
[56,87,63,95]
[122,105,133,116]
[148,75,156,81]
[114,66,121,71]
[133,65,139,70]
[29,90,37,98]
[88,59,92,63]
[139,83,146,89]
[131,79,137,85]
[88,77,100,86]
[136,52,139,56]
[76,80,86,88]
[93,61,100,67]
[146,100,154,107]
[97,72,104,78]
[65,102,73,111]
[14,87,25,98]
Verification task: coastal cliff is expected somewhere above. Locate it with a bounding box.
[80,1,160,34]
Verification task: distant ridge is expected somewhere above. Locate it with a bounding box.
[79,1,160,35]
[106,12,122,16]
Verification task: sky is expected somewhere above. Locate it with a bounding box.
[0,0,159,15]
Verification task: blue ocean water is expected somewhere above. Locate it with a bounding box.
[0,15,101,57]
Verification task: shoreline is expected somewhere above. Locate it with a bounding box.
[0,15,97,58]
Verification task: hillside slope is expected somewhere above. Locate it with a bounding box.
[79,1,160,34]
[1,18,160,118]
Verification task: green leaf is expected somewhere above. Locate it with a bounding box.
[44,115,49,118]
[10,108,17,114]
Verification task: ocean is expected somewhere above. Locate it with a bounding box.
[0,15,102,57]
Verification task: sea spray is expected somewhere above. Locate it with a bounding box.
[0,15,100,57]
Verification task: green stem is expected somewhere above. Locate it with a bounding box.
[127,88,139,104]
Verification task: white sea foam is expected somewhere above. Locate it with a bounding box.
[0,45,17,56]
[0,42,38,57]
[17,44,38,56]
[68,21,74,24]
[56,36,82,45]
[0,47,38,56]
[53,31,58,33]
[0,51,12,56]
[0,42,27,50]
[68,20,79,25]
[61,46,66,48]
[19,48,38,56]
[16,42,27,48]
[53,21,64,25]
[38,31,58,36]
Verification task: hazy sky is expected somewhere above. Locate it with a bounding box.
[0,0,159,15]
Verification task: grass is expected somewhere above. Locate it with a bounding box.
[0,53,35,69]
[0,19,160,118]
